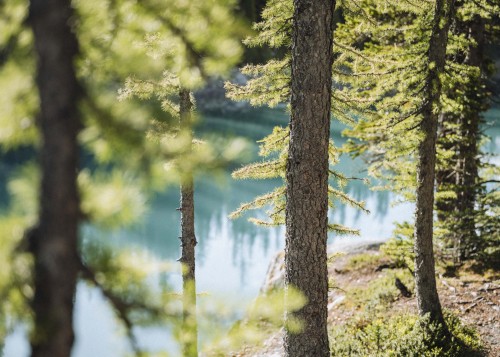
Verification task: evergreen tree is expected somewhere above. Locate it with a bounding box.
[333,0,457,328]
[284,0,336,355]
[435,0,499,263]
[227,0,367,235]
[227,0,367,355]
[178,88,198,357]
[28,0,81,355]
[333,0,495,339]
[337,0,499,266]
[413,0,455,328]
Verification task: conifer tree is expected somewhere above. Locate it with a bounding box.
[284,0,336,354]
[28,0,81,355]
[435,0,499,263]
[337,0,499,266]
[178,88,198,357]
[413,0,456,327]
[227,0,367,355]
[324,0,458,330]
[227,0,367,235]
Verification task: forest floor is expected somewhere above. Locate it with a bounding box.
[231,242,500,357]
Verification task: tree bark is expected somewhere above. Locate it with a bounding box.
[179,89,198,357]
[284,0,335,356]
[28,1,81,356]
[414,0,455,326]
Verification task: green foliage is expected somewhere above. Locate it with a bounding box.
[347,269,414,313]
[475,178,500,266]
[5,163,151,229]
[0,215,33,349]
[329,312,483,357]
[75,0,245,89]
[0,0,37,149]
[79,170,147,228]
[0,1,250,352]
[119,77,251,187]
[229,126,288,226]
[336,0,500,264]
[229,125,368,233]
[345,252,384,272]
[336,0,433,198]
[1,0,247,183]
[381,222,415,272]
[203,287,305,355]
[224,0,292,107]
[81,241,178,324]
[226,0,369,233]
[225,58,290,107]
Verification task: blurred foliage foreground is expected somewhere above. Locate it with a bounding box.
[0,205,306,356]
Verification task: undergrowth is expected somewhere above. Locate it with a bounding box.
[329,240,485,356]
[345,268,414,313]
[329,311,484,356]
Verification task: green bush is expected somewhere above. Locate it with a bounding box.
[345,253,384,272]
[347,270,414,313]
[380,222,415,272]
[329,312,483,357]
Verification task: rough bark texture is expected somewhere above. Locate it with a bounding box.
[28,1,81,356]
[414,0,455,325]
[179,89,198,357]
[436,11,485,262]
[284,0,335,356]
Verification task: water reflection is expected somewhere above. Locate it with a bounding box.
[81,107,408,301]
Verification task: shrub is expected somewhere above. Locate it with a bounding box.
[329,312,483,357]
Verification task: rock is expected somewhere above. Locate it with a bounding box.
[260,251,285,294]
[194,70,252,115]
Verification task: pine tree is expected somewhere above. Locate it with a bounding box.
[28,0,81,355]
[178,88,198,357]
[284,0,336,354]
[413,0,456,328]
[327,0,460,329]
[337,0,499,266]
[226,0,367,355]
[435,0,500,263]
[227,0,367,235]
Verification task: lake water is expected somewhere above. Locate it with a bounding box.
[2,107,498,356]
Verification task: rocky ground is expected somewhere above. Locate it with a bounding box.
[232,242,499,357]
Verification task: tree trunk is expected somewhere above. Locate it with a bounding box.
[179,89,198,357]
[28,1,81,356]
[414,0,455,326]
[284,0,335,356]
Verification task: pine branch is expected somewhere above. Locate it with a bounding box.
[79,258,154,356]
[344,0,379,25]
[138,3,208,80]
[328,186,370,213]
[328,169,365,182]
[328,223,360,235]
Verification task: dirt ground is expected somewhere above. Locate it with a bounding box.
[234,243,499,357]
